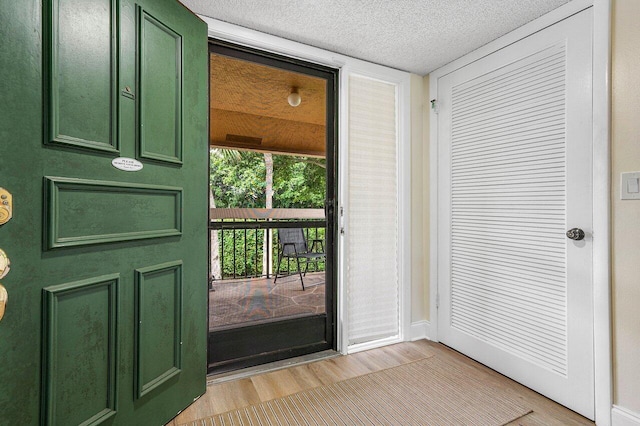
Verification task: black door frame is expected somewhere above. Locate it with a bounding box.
[207,39,339,373]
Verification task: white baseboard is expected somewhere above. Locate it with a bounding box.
[613,405,640,426]
[409,320,431,341]
[347,336,403,354]
[346,321,432,354]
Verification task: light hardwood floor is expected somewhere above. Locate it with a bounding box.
[167,340,594,425]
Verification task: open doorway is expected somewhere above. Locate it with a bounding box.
[207,41,338,373]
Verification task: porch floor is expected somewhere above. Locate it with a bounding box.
[209,272,325,330]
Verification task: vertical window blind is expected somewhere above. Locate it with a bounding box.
[347,75,399,345]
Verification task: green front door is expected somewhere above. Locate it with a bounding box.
[0,1,208,424]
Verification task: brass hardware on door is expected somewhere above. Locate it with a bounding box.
[121,85,135,100]
[0,188,12,225]
[0,284,6,322]
[0,249,10,279]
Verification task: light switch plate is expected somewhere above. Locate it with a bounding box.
[621,172,640,200]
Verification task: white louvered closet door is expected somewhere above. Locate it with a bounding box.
[437,9,594,418]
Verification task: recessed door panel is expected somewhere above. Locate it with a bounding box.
[138,7,183,164]
[45,177,182,248]
[45,0,118,152]
[135,261,183,399]
[42,275,118,426]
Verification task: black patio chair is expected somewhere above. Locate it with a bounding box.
[274,228,325,290]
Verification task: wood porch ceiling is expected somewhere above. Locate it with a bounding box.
[210,53,327,158]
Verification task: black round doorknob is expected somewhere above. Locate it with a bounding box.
[566,228,585,241]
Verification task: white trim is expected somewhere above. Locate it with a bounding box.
[338,66,351,355]
[202,17,344,69]
[202,16,413,357]
[613,406,640,426]
[346,335,403,355]
[409,320,431,341]
[592,2,613,425]
[428,0,611,423]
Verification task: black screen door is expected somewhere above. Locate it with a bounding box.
[207,40,338,373]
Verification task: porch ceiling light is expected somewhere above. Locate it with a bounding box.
[287,87,301,107]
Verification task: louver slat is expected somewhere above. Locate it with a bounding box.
[450,43,568,375]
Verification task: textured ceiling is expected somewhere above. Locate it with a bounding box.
[179,0,570,75]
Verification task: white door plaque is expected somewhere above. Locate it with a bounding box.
[112,157,143,172]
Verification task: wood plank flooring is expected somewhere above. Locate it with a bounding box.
[166,340,594,425]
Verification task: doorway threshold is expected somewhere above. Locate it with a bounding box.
[206,350,340,385]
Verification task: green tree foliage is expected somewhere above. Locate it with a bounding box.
[273,155,325,208]
[210,149,326,278]
[210,149,325,208]
[210,149,266,208]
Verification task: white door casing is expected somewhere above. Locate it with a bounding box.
[436,9,594,419]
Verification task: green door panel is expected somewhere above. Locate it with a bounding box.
[0,0,208,424]
[135,261,183,399]
[138,8,183,164]
[42,275,119,426]
[44,0,119,152]
[45,177,183,248]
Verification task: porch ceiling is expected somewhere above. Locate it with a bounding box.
[210,54,327,158]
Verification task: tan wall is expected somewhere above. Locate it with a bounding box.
[611,0,640,414]
[410,74,427,322]
[422,75,430,321]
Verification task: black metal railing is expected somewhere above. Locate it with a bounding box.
[209,218,326,281]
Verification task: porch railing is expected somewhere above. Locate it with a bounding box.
[209,208,326,281]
